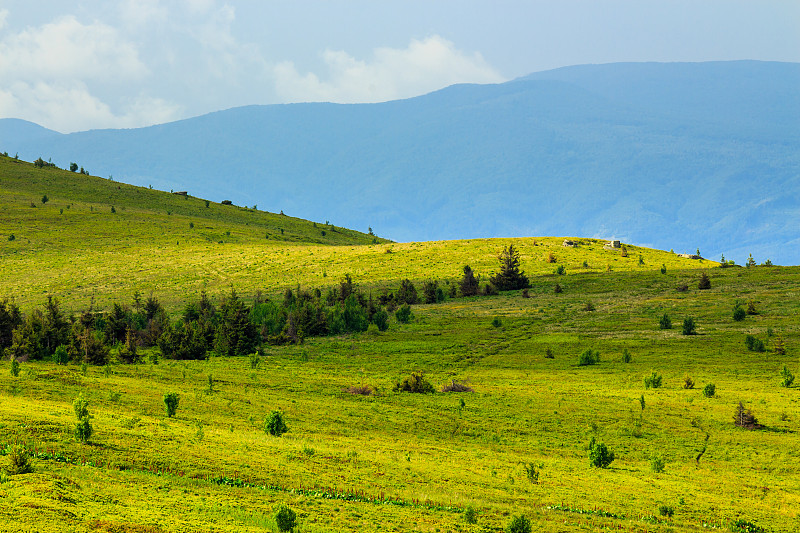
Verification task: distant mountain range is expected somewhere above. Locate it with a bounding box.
[2,61,798,264]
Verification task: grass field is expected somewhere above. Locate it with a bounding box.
[1,155,799,532]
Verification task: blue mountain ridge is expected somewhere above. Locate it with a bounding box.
[2,60,798,264]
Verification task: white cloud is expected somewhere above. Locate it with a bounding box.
[274,35,505,103]
[0,16,148,82]
[119,0,169,28]
[0,80,180,132]
[0,9,8,30]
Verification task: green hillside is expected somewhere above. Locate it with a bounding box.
[0,154,718,313]
[2,153,798,532]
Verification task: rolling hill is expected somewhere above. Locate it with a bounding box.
[1,60,798,265]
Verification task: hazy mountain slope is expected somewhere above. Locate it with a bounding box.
[2,61,798,264]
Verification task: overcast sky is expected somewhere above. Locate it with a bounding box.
[1,0,798,133]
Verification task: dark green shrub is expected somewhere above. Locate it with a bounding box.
[505,514,531,533]
[221,200,232,205]
[744,335,765,352]
[780,366,794,388]
[682,317,696,335]
[588,438,615,468]
[660,264,667,274]
[393,371,435,393]
[683,375,695,389]
[658,505,674,517]
[622,348,631,363]
[422,280,438,304]
[659,313,672,330]
[578,349,599,366]
[463,506,478,524]
[582,300,595,311]
[53,344,69,365]
[651,456,666,473]
[772,336,786,355]
[372,309,389,331]
[397,279,418,304]
[441,380,473,392]
[460,265,480,297]
[702,383,716,398]
[555,264,566,275]
[395,304,413,324]
[491,317,502,328]
[544,347,554,359]
[8,234,14,241]
[41,194,48,204]
[163,392,179,418]
[274,504,297,532]
[10,359,19,377]
[698,272,711,290]
[265,410,288,436]
[4,444,33,475]
[746,300,758,315]
[644,371,663,389]
[74,415,92,443]
[483,283,498,296]
[733,305,746,321]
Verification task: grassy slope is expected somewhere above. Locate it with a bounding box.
[2,154,798,532]
[1,154,715,314]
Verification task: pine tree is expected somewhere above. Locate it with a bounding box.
[490,244,530,291]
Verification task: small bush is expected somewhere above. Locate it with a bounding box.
[506,514,532,533]
[744,335,765,352]
[734,401,760,430]
[393,371,435,393]
[10,359,19,377]
[265,410,288,436]
[746,300,758,315]
[676,283,688,292]
[703,383,716,398]
[53,345,69,365]
[8,234,15,241]
[521,462,541,484]
[464,506,478,524]
[622,348,631,363]
[733,305,746,321]
[546,252,556,263]
[544,347,554,359]
[483,283,498,296]
[683,375,695,389]
[441,380,474,393]
[521,288,529,298]
[163,392,179,418]
[372,309,389,331]
[780,366,794,388]
[660,264,667,274]
[698,272,711,290]
[491,317,502,328]
[274,504,297,532]
[651,455,666,473]
[346,385,374,396]
[588,438,615,468]
[578,349,600,366]
[644,371,663,389]
[221,200,232,205]
[658,505,674,517]
[659,313,672,330]
[4,444,34,475]
[682,317,696,335]
[73,394,90,420]
[554,283,563,294]
[75,416,93,443]
[582,301,595,311]
[395,304,413,324]
[555,265,566,275]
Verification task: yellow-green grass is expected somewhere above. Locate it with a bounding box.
[1,153,716,313]
[2,266,799,532]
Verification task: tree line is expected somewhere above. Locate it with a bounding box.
[0,245,530,365]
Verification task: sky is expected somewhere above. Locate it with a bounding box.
[0,0,798,133]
